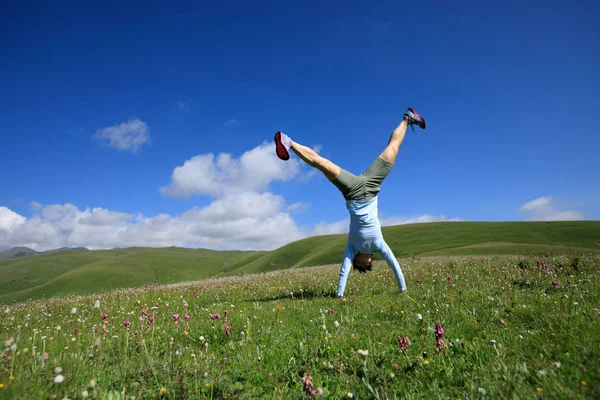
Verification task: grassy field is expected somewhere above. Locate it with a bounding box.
[0,253,598,398]
[1,221,599,304]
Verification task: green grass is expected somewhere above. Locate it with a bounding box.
[1,221,599,304]
[0,253,598,398]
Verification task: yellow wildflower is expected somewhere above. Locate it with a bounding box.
[0,383,4,389]
[536,388,543,392]
[9,376,14,381]
[424,360,430,365]
[160,387,166,393]
[581,381,587,386]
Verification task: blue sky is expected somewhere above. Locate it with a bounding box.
[1,0,598,251]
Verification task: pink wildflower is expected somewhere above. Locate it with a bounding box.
[327,307,334,315]
[397,335,411,353]
[225,325,232,337]
[447,275,452,282]
[209,313,220,320]
[124,320,131,329]
[434,322,445,354]
[41,353,49,360]
[184,314,190,323]
[101,312,108,321]
[398,336,410,353]
[552,281,559,287]
[141,307,148,316]
[301,373,316,398]
[567,280,572,285]
[224,309,229,316]
[173,313,180,328]
[73,327,79,336]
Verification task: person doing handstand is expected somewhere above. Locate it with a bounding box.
[274,107,427,297]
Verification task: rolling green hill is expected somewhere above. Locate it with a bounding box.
[1,221,598,303]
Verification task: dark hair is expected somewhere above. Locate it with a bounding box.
[352,253,373,274]
[353,263,372,274]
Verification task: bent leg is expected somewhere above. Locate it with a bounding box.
[291,140,341,181]
[378,119,409,165]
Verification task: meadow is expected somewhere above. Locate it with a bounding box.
[1,221,599,304]
[1,252,598,399]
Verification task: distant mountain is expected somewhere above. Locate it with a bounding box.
[0,246,88,260]
[0,247,39,260]
[42,247,89,254]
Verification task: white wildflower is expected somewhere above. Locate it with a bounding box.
[82,390,89,398]
[334,321,340,328]
[55,367,63,374]
[71,308,77,315]
[417,313,423,321]
[357,349,369,357]
[94,300,100,308]
[54,375,64,383]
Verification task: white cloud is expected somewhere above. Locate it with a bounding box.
[177,101,190,112]
[0,199,306,252]
[286,202,309,214]
[519,196,585,221]
[0,202,465,252]
[312,218,349,236]
[160,142,301,198]
[0,207,26,235]
[224,118,240,126]
[93,118,150,153]
[380,214,464,226]
[311,214,464,237]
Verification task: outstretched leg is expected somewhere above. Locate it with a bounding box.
[378,119,408,165]
[378,107,426,165]
[290,141,341,181]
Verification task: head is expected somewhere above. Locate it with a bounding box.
[352,252,373,274]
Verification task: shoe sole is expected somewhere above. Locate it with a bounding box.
[407,107,426,129]
[274,131,290,160]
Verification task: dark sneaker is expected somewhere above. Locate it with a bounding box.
[404,107,426,130]
[274,131,291,160]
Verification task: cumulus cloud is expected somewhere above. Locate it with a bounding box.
[312,218,350,236]
[93,118,150,153]
[310,213,462,237]
[519,196,585,221]
[0,198,306,252]
[0,207,26,236]
[160,142,302,198]
[1,138,464,252]
[0,201,465,252]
